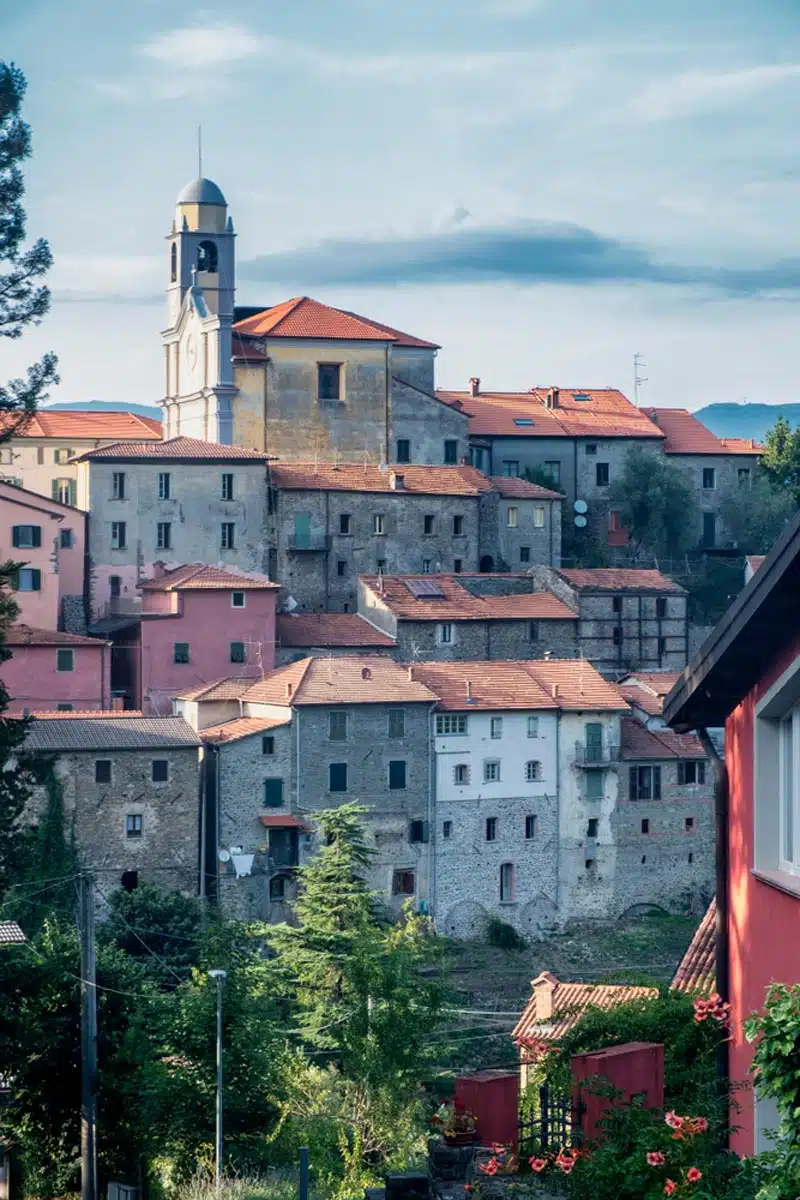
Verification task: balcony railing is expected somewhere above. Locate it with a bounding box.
[287,534,331,552]
[573,742,620,767]
[97,597,143,620]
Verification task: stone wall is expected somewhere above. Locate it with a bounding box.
[391,370,470,466]
[478,493,561,571]
[389,618,578,663]
[667,453,761,548]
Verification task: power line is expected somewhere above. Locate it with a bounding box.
[0,873,81,915]
[93,881,187,986]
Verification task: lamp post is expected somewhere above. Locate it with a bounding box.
[208,969,227,1190]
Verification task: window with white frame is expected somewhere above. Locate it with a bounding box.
[527,715,539,738]
[453,763,470,785]
[484,759,501,783]
[499,862,514,903]
[755,662,800,883]
[780,707,800,872]
[490,716,503,739]
[533,506,545,528]
[437,713,467,735]
[506,506,518,528]
[526,760,542,782]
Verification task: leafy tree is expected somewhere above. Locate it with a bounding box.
[719,473,797,556]
[100,881,205,986]
[0,62,58,424]
[760,414,800,507]
[609,446,698,560]
[0,571,35,901]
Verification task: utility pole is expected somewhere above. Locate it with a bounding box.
[208,969,227,1191]
[633,353,647,406]
[79,872,98,1200]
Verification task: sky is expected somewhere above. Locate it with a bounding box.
[4,0,800,410]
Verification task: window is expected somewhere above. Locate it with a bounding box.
[221,522,235,550]
[36,446,44,464]
[658,636,667,657]
[612,596,622,614]
[613,626,623,646]
[453,515,464,536]
[454,558,463,574]
[263,779,283,807]
[111,522,126,550]
[587,817,599,838]
[170,242,177,282]
[11,525,41,548]
[409,820,429,843]
[373,513,385,536]
[528,620,539,642]
[688,853,694,864]
[629,765,662,801]
[388,709,405,739]
[502,461,520,477]
[527,716,539,738]
[110,575,121,598]
[490,717,503,739]
[685,817,695,831]
[423,514,435,535]
[443,820,453,839]
[231,591,246,608]
[112,472,126,500]
[585,770,604,800]
[337,560,347,577]
[738,467,751,486]
[584,722,603,762]
[544,461,561,484]
[533,506,545,528]
[95,760,112,783]
[157,472,171,500]
[339,513,351,535]
[328,711,348,744]
[329,762,348,792]
[484,760,501,783]
[262,735,275,755]
[60,528,73,549]
[376,559,387,574]
[56,648,74,673]
[641,818,650,834]
[422,559,432,574]
[221,473,234,501]
[656,597,667,619]
[269,875,286,900]
[702,467,716,490]
[152,760,169,783]
[396,439,411,463]
[780,709,799,870]
[520,546,531,564]
[438,622,453,645]
[389,760,407,789]
[585,444,597,455]
[53,478,76,505]
[15,568,41,591]
[596,462,610,487]
[486,817,497,841]
[197,239,218,272]
[156,522,172,551]
[678,760,706,785]
[54,447,73,464]
[230,641,246,664]
[173,642,190,664]
[702,512,716,547]
[506,506,518,528]
[499,862,514,902]
[126,814,143,839]
[392,869,416,895]
[57,703,73,712]
[526,760,542,782]
[453,763,470,785]
[436,713,467,735]
[585,859,595,871]
[444,440,458,464]
[318,363,341,401]
[525,814,537,839]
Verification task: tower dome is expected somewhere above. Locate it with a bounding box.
[176,177,227,206]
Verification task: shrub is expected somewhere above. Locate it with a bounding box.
[486,917,527,951]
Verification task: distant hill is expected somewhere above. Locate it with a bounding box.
[46,400,162,421]
[695,403,800,443]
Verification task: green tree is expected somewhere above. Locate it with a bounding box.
[719,472,797,556]
[0,572,35,901]
[609,446,698,560]
[100,880,205,987]
[760,414,800,507]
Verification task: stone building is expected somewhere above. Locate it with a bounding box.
[76,437,271,620]
[477,476,562,572]
[20,712,201,897]
[274,612,396,665]
[618,671,682,730]
[357,574,578,663]
[529,567,688,675]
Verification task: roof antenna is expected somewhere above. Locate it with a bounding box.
[633,353,647,406]
[198,125,203,177]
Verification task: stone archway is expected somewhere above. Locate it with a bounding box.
[480,555,495,573]
[441,901,490,939]
[520,894,558,938]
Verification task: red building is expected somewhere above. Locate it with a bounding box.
[665,511,800,1156]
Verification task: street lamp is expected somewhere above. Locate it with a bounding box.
[208,969,227,1190]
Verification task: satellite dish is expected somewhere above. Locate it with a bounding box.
[574,499,588,514]
[574,515,588,528]
[283,595,298,612]
[218,849,231,863]
[230,845,243,855]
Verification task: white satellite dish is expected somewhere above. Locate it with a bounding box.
[574,515,588,528]
[218,848,231,863]
[283,595,298,612]
[574,499,588,514]
[230,845,243,855]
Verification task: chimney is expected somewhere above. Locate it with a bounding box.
[545,387,560,410]
[286,682,293,699]
[361,666,372,680]
[390,471,405,490]
[111,696,125,712]
[543,650,553,661]
[152,561,166,579]
[469,377,480,398]
[551,683,559,699]
[533,973,557,1022]
[378,574,385,596]
[466,680,472,699]
[408,665,414,681]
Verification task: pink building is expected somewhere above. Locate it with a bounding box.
[97,564,279,713]
[0,479,86,630]
[3,625,111,713]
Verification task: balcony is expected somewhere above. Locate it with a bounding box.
[573,742,620,767]
[97,597,143,620]
[287,533,331,553]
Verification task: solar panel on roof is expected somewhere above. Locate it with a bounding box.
[514,418,534,426]
[406,579,446,599]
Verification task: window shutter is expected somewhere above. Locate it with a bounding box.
[31,525,41,547]
[653,766,662,800]
[69,480,77,506]
[31,569,41,591]
[629,767,637,801]
[11,526,20,548]
[51,481,60,501]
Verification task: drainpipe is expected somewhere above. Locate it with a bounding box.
[198,747,208,900]
[295,705,300,815]
[696,727,730,1103]
[427,702,436,921]
[384,344,391,465]
[554,711,561,919]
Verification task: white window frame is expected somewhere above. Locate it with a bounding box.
[490,716,503,739]
[506,506,518,528]
[527,716,539,738]
[779,708,800,875]
[231,591,246,608]
[526,759,542,782]
[436,713,467,735]
[373,513,385,535]
[484,759,501,783]
[499,862,515,903]
[755,656,800,889]
[533,505,545,528]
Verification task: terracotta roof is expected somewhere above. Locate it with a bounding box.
[556,568,685,594]
[617,682,665,717]
[276,613,396,648]
[242,656,436,706]
[258,814,308,828]
[5,625,107,647]
[0,410,162,440]
[269,462,491,496]
[719,437,763,453]
[74,437,269,462]
[141,565,278,591]
[411,659,628,712]
[642,410,763,456]
[21,714,200,751]
[233,296,438,348]
[621,719,706,760]
[513,972,658,1043]
[437,388,664,441]
[488,476,563,500]
[0,921,26,945]
[625,671,682,696]
[671,899,716,995]
[746,555,766,574]
[360,575,577,622]
[174,678,250,702]
[521,659,630,712]
[200,716,290,744]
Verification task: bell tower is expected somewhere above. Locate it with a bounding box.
[166,176,235,326]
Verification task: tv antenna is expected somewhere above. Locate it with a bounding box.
[633,353,647,405]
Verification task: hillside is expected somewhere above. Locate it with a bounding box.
[695,402,800,442]
[46,400,162,421]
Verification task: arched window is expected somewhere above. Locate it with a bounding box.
[170,242,177,282]
[197,239,218,273]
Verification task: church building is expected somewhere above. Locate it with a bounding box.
[160,177,468,465]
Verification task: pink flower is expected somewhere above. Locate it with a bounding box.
[647,1152,666,1166]
[694,1117,708,1133]
[687,1167,702,1183]
[556,1159,574,1175]
[479,1159,498,1176]
[529,1158,546,1173]
[664,1182,677,1197]
[665,1112,684,1129]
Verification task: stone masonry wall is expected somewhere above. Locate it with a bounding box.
[478,493,561,570]
[389,618,578,663]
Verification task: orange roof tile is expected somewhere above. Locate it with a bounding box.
[621,719,706,760]
[141,565,278,591]
[556,568,685,594]
[437,388,664,441]
[174,677,252,701]
[75,437,269,462]
[242,656,436,706]
[642,409,763,456]
[719,437,764,454]
[276,613,395,648]
[521,659,630,712]
[624,671,681,696]
[513,972,658,1042]
[411,659,628,712]
[488,476,563,500]
[0,410,162,441]
[671,899,716,995]
[617,682,665,717]
[6,624,108,647]
[269,462,490,496]
[200,716,290,744]
[233,296,438,348]
[360,575,577,622]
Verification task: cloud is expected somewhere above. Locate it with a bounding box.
[239,220,800,295]
[634,62,800,121]
[485,0,547,15]
[137,22,272,70]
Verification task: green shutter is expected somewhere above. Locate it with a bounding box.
[11,526,20,548]
[69,480,77,506]
[52,480,60,502]
[31,569,41,591]
[31,525,41,547]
